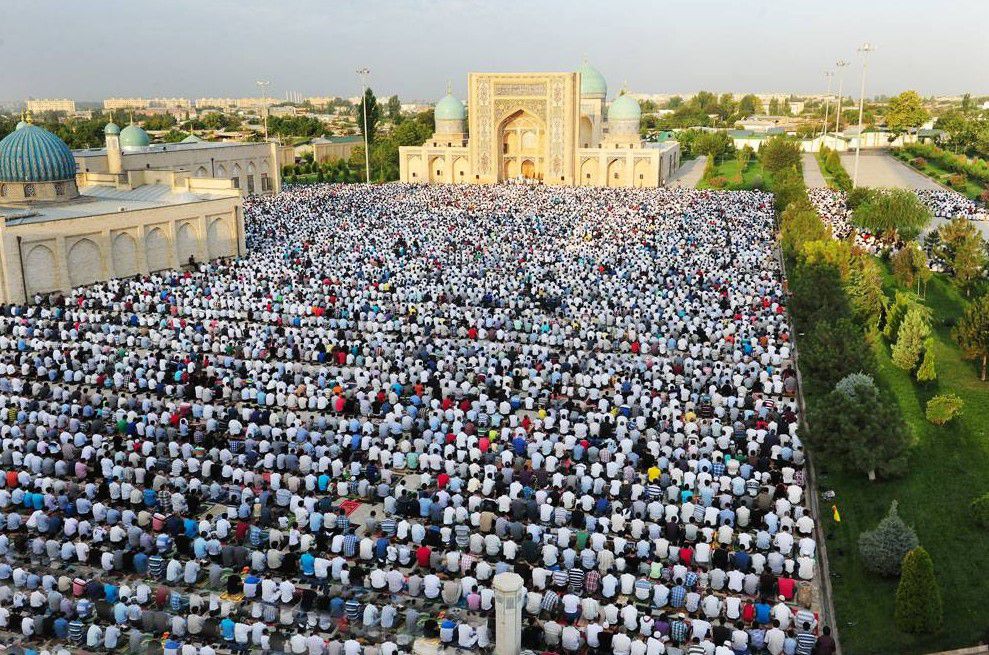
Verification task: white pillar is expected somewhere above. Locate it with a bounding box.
[494,572,524,655]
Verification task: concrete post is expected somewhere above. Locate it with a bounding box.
[494,572,524,655]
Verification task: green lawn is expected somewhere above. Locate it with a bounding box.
[696,159,766,190]
[817,268,989,654]
[892,150,985,200]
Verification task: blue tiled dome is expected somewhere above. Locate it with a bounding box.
[609,94,641,121]
[578,61,607,99]
[0,124,77,182]
[120,123,150,149]
[435,94,466,121]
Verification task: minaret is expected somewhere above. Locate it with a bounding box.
[105,115,123,175]
[494,572,524,655]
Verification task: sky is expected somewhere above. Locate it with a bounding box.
[3,0,986,102]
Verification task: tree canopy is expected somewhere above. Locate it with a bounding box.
[852,188,932,241]
[884,90,930,134]
[953,294,989,381]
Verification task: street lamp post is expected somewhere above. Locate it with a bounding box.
[356,67,372,184]
[821,71,834,143]
[852,43,877,188]
[833,60,850,139]
[256,80,270,141]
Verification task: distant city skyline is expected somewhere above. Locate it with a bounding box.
[3,0,987,102]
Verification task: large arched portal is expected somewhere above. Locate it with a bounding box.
[498,110,545,182]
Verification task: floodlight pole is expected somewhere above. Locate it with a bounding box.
[852,43,876,188]
[821,71,834,143]
[357,67,372,184]
[256,80,270,140]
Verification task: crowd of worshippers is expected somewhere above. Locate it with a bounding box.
[806,189,899,255]
[915,189,985,220]
[0,182,834,655]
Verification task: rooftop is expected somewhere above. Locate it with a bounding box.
[311,135,363,144]
[1,183,231,226]
[73,140,268,158]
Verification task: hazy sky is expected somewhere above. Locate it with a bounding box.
[4,0,986,102]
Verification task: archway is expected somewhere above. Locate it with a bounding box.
[453,157,469,183]
[208,218,233,258]
[177,222,199,264]
[429,156,446,183]
[25,245,57,295]
[580,159,598,186]
[498,110,545,182]
[579,116,593,148]
[634,159,651,188]
[607,159,625,187]
[145,227,170,272]
[67,238,102,287]
[112,233,139,277]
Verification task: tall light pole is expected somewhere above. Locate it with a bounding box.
[356,67,372,184]
[833,60,850,138]
[821,71,834,143]
[256,80,270,141]
[852,43,877,188]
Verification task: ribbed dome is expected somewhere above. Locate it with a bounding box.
[435,94,466,121]
[180,134,203,143]
[104,122,121,135]
[578,61,607,98]
[0,124,77,182]
[609,94,641,121]
[120,123,150,149]
[15,121,27,131]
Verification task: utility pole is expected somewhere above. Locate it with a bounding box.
[356,67,372,184]
[256,80,270,141]
[821,71,834,143]
[833,60,849,139]
[852,43,876,188]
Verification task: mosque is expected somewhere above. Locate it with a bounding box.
[0,117,244,304]
[399,62,680,187]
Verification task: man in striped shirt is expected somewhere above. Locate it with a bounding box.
[795,622,817,655]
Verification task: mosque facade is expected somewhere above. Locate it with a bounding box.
[0,119,244,304]
[399,63,680,187]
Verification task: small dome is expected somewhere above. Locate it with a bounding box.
[609,94,641,121]
[434,93,466,121]
[104,122,121,135]
[579,61,607,98]
[15,121,27,131]
[120,123,150,149]
[180,134,203,143]
[0,124,77,182]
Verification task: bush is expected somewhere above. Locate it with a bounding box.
[947,173,967,189]
[858,501,920,577]
[846,186,874,210]
[925,394,964,425]
[972,492,989,529]
[980,189,989,205]
[916,340,937,383]
[910,157,927,168]
[895,547,943,634]
[749,175,764,190]
[707,175,728,189]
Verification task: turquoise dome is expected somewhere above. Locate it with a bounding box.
[609,94,641,121]
[15,121,27,131]
[0,124,77,182]
[578,61,607,98]
[180,134,203,143]
[104,122,120,135]
[120,123,150,149]
[435,93,466,121]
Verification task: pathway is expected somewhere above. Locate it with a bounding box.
[668,155,706,188]
[801,153,828,188]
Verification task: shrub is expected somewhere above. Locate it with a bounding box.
[707,175,728,189]
[749,175,764,190]
[980,189,989,205]
[858,501,919,577]
[947,173,967,189]
[910,157,927,168]
[846,186,874,209]
[892,307,931,371]
[972,492,989,529]
[915,340,937,383]
[925,394,964,425]
[895,547,943,634]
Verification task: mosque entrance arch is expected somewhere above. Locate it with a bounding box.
[498,110,545,182]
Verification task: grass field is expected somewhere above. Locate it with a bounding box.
[892,150,985,200]
[817,267,989,654]
[696,159,766,190]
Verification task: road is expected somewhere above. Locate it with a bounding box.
[668,155,706,188]
[802,153,827,188]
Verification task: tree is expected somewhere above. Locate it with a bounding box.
[891,307,931,371]
[935,217,986,295]
[736,144,754,170]
[895,547,943,634]
[925,394,964,425]
[852,188,932,241]
[809,373,911,479]
[386,95,401,121]
[847,257,886,327]
[665,96,683,109]
[891,242,931,295]
[779,200,828,257]
[972,492,989,528]
[355,87,381,146]
[799,318,875,394]
[953,295,989,380]
[916,339,937,383]
[768,97,780,115]
[738,94,762,116]
[885,91,930,135]
[858,501,920,577]
[759,136,802,175]
[693,131,733,160]
[788,261,849,328]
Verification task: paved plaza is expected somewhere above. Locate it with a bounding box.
[800,154,827,189]
[668,155,706,188]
